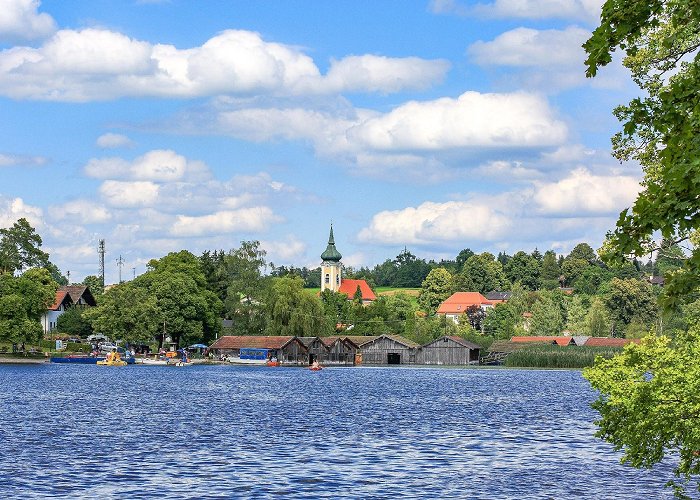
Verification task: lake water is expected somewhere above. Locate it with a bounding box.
[0,364,673,499]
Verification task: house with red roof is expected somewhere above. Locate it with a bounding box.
[320,225,376,304]
[40,285,98,335]
[436,292,494,324]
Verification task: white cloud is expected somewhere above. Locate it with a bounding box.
[0,196,43,228]
[99,180,160,207]
[469,26,590,68]
[358,201,512,245]
[0,0,56,41]
[170,207,280,237]
[324,55,450,93]
[216,91,567,162]
[261,236,307,264]
[0,152,47,166]
[358,168,641,247]
[85,149,211,182]
[49,199,112,224]
[473,0,604,23]
[428,0,469,16]
[0,28,448,101]
[347,91,567,150]
[532,168,640,216]
[96,133,134,149]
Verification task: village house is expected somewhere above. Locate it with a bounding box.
[436,292,494,324]
[41,285,97,334]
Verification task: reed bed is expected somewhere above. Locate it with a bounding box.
[504,345,623,369]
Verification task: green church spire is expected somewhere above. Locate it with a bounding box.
[321,224,342,262]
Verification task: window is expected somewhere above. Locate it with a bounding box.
[336,275,340,285]
[325,274,330,284]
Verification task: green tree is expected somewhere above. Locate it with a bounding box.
[0,268,57,346]
[586,297,611,337]
[82,275,105,298]
[222,241,268,336]
[565,294,589,334]
[539,250,561,290]
[482,303,517,339]
[385,292,417,337]
[455,248,475,270]
[604,277,658,336]
[393,248,431,288]
[456,252,507,294]
[0,218,50,274]
[585,0,700,308]
[418,267,454,314]
[504,251,540,290]
[85,282,160,345]
[584,331,700,495]
[568,243,597,263]
[320,289,351,330]
[56,306,94,338]
[529,290,565,337]
[265,276,330,337]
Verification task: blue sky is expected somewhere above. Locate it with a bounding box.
[0,0,642,284]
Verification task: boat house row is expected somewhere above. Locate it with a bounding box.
[208,334,482,366]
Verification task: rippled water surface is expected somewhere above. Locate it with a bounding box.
[0,364,672,499]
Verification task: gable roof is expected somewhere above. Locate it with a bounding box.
[360,334,420,349]
[584,337,641,347]
[338,279,377,301]
[209,336,303,350]
[343,335,380,346]
[61,285,97,306]
[48,290,73,311]
[485,291,511,302]
[510,336,574,346]
[422,335,481,350]
[437,292,492,315]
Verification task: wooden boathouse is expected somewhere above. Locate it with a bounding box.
[418,335,481,365]
[298,336,358,365]
[346,334,420,365]
[209,336,308,365]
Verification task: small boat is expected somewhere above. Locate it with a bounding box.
[309,366,322,371]
[97,359,127,366]
[266,360,280,367]
[51,355,105,364]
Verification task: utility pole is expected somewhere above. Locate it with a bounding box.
[132,267,136,279]
[66,270,70,284]
[98,239,105,287]
[117,255,124,283]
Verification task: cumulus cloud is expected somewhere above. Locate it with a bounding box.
[0,196,43,228]
[99,180,160,207]
[0,28,449,101]
[468,26,629,91]
[532,168,640,216]
[469,26,589,68]
[472,0,604,23]
[49,199,112,224]
[358,168,640,247]
[358,201,512,245]
[0,152,47,166]
[346,91,567,150]
[0,0,56,41]
[170,207,280,237]
[216,90,567,162]
[85,149,211,182]
[261,236,307,264]
[96,133,134,149]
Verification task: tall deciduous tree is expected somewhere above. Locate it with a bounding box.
[0,268,57,346]
[539,250,561,290]
[504,251,540,290]
[604,277,658,336]
[456,252,507,294]
[585,0,700,308]
[265,276,329,337]
[418,267,454,314]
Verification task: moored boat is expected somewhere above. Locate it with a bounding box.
[51,355,105,364]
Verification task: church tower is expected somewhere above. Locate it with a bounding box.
[321,224,342,292]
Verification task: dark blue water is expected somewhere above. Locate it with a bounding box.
[0,365,672,499]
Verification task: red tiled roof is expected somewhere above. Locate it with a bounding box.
[436,292,492,315]
[48,290,72,311]
[510,336,574,346]
[209,336,300,350]
[338,279,377,301]
[584,337,641,347]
